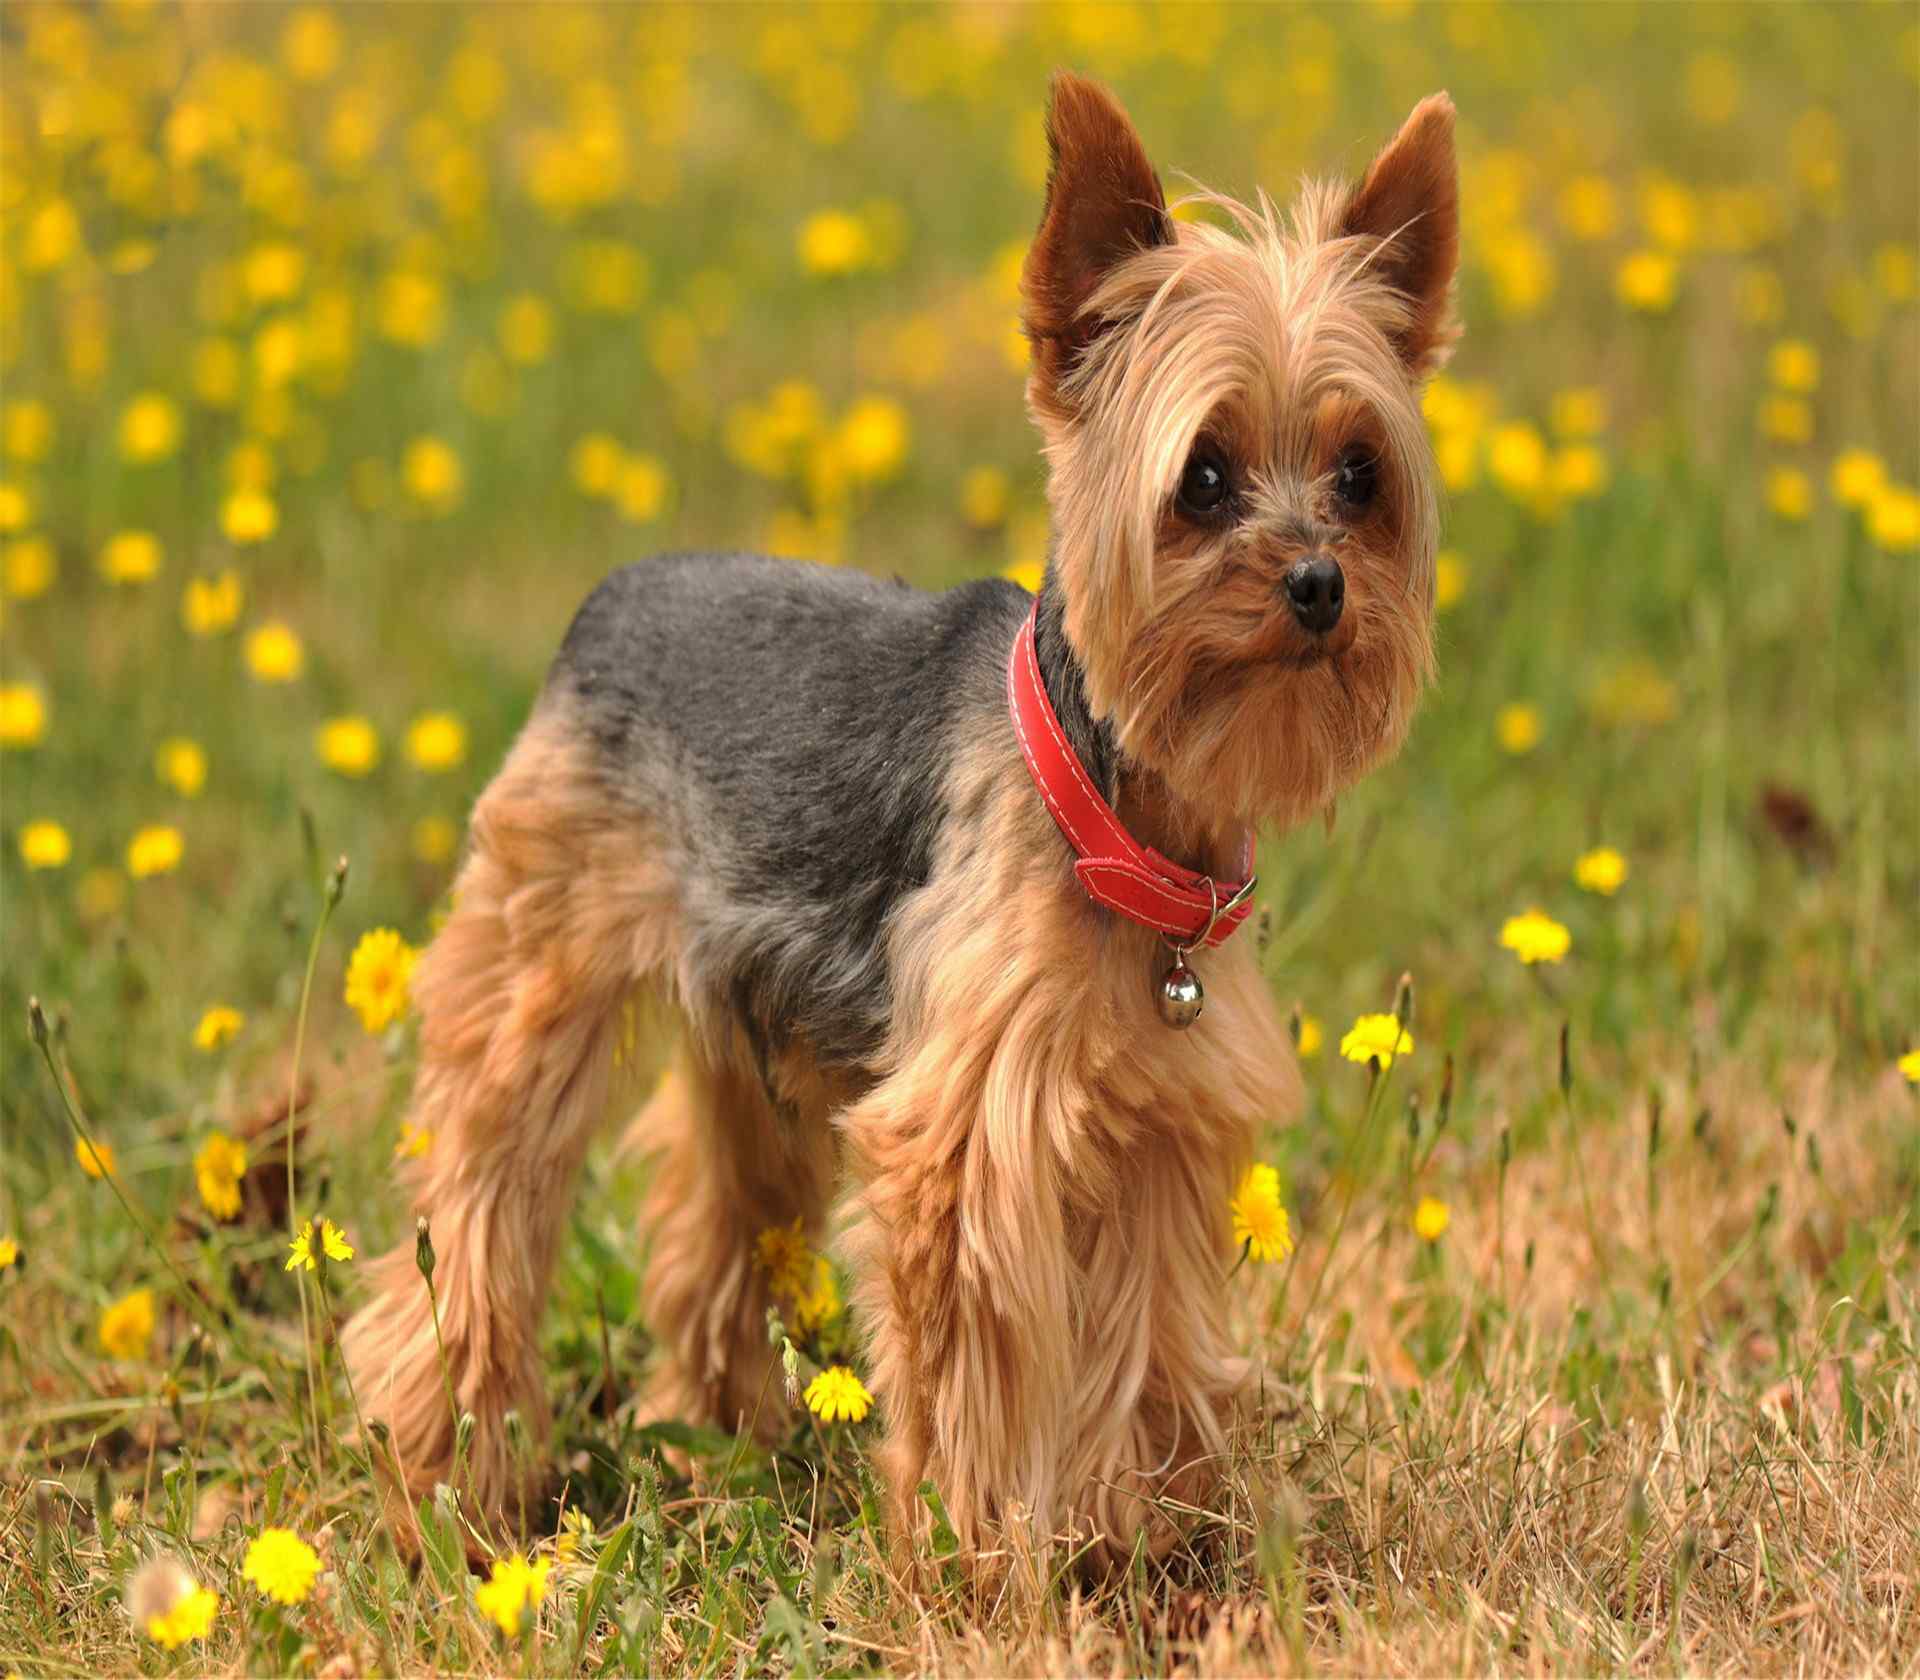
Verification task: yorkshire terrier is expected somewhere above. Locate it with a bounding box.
[345,73,1457,1563]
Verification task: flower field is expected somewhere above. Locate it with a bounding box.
[1,3,1916,1674]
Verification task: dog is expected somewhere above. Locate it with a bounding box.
[343,72,1456,1564]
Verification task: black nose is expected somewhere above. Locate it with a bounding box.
[1285,553,1345,633]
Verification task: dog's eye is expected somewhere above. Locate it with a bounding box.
[1334,448,1378,509]
[1177,450,1230,516]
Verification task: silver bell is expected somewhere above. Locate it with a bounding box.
[1157,956,1204,1029]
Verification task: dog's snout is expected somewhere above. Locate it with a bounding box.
[1284,553,1345,634]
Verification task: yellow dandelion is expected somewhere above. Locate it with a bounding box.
[285,1217,355,1272]
[99,1287,155,1360]
[182,571,244,636]
[1500,908,1572,965]
[5,535,57,600]
[194,1005,244,1051]
[402,436,464,514]
[961,466,1010,529]
[1413,1196,1451,1242]
[570,433,625,498]
[245,622,304,682]
[77,1138,118,1180]
[20,819,71,870]
[804,1365,874,1424]
[1296,1014,1324,1058]
[222,487,278,545]
[1766,466,1813,521]
[1229,1163,1294,1263]
[0,482,30,531]
[1866,485,1920,552]
[798,210,870,276]
[1487,422,1548,499]
[838,396,910,483]
[316,716,380,777]
[1003,559,1045,594]
[405,712,467,772]
[1615,250,1678,313]
[119,393,182,463]
[99,531,162,585]
[475,1552,551,1638]
[128,825,184,878]
[155,738,208,798]
[0,684,47,748]
[145,1582,218,1650]
[1829,449,1885,508]
[498,294,554,366]
[756,1218,814,1302]
[1549,388,1609,439]
[1574,847,1628,895]
[614,455,670,524]
[1340,1013,1413,1071]
[1767,340,1820,393]
[1898,1049,1920,1084]
[1495,702,1543,755]
[194,1133,248,1222]
[411,815,457,864]
[1434,550,1467,611]
[395,1123,433,1160]
[1759,396,1813,446]
[345,927,418,1032]
[241,1529,322,1605]
[0,1236,16,1269]
[3,399,54,461]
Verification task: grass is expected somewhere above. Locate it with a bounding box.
[2,1,1918,1674]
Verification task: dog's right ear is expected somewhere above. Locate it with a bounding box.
[1022,73,1172,403]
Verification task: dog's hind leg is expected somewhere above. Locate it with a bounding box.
[342,702,678,1526]
[628,1031,838,1445]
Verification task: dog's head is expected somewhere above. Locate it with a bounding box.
[1023,74,1458,832]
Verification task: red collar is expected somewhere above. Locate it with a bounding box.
[1007,603,1257,951]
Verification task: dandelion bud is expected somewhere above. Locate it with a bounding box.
[454,1412,476,1461]
[503,1409,529,1463]
[1557,1020,1572,1097]
[1287,1001,1303,1049]
[27,996,48,1048]
[780,1336,799,1404]
[34,1482,53,1573]
[1673,1530,1699,1593]
[1405,1093,1421,1145]
[1392,972,1414,1030]
[414,1215,436,1282]
[1436,1053,1454,1132]
[299,806,321,882]
[326,854,350,908]
[1780,1109,1797,1139]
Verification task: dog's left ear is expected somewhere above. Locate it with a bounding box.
[1023,72,1173,403]
[1343,92,1459,378]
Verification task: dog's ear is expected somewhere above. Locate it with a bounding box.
[1342,92,1459,378]
[1022,72,1172,401]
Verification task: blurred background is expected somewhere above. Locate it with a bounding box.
[1,0,1915,1223]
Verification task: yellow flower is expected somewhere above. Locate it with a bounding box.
[1230,1163,1294,1263]
[281,6,342,81]
[1340,1014,1413,1071]
[316,716,380,777]
[1495,702,1542,755]
[1549,388,1608,439]
[345,927,418,1032]
[246,622,304,682]
[1500,908,1572,965]
[242,1529,322,1605]
[182,571,244,636]
[0,482,29,531]
[119,393,183,463]
[22,198,81,271]
[155,738,208,798]
[961,466,1010,529]
[1767,340,1820,393]
[498,294,554,365]
[1616,250,1678,313]
[402,436,464,514]
[145,1582,218,1650]
[1003,559,1044,594]
[838,396,910,483]
[756,1218,843,1332]
[195,1005,244,1051]
[1434,550,1466,611]
[405,712,467,772]
[99,531,162,585]
[1830,449,1886,508]
[474,1553,551,1638]
[1557,175,1618,241]
[1758,396,1813,446]
[1587,659,1677,727]
[3,399,54,461]
[395,1123,433,1160]
[286,1217,355,1272]
[1573,847,1628,896]
[1487,422,1547,499]
[0,1236,16,1269]
[99,1287,155,1360]
[570,434,625,498]
[614,455,670,524]
[1866,485,1920,552]
[411,815,457,864]
[1413,1197,1451,1242]
[798,210,871,276]
[1551,445,1609,501]
[128,825,185,878]
[194,1133,248,1222]
[379,271,447,347]
[804,1364,874,1424]
[1898,1049,1920,1085]
[20,819,71,870]
[222,488,278,545]
[5,535,57,599]
[77,1138,118,1179]
[0,684,47,748]
[1766,466,1813,522]
[193,339,245,409]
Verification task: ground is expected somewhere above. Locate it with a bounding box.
[1,3,1917,1675]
